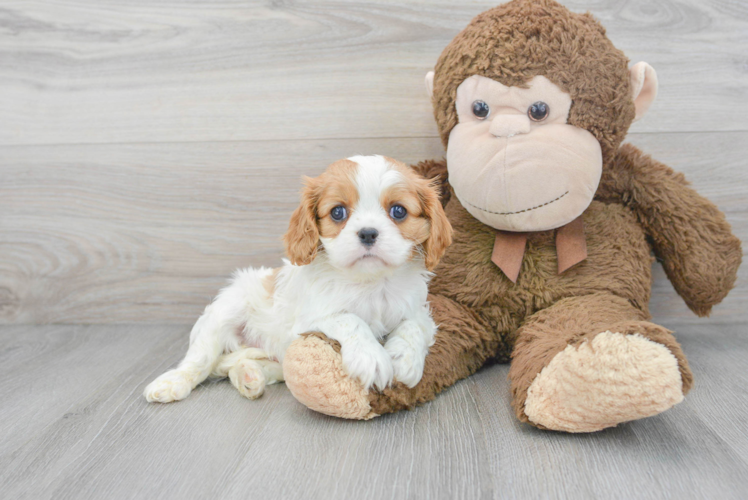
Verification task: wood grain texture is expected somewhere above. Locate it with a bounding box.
[2,2,747,498]
[1,0,746,324]
[1,0,747,147]
[0,137,444,323]
[1,132,746,324]
[469,326,748,499]
[1,323,746,499]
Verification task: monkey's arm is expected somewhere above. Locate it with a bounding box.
[283,293,500,419]
[599,143,742,316]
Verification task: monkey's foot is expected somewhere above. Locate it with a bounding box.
[283,332,378,420]
[524,331,685,433]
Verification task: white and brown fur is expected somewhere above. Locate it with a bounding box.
[144,155,452,403]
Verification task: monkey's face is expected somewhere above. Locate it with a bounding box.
[445,75,603,232]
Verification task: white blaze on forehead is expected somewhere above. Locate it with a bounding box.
[319,155,414,272]
[347,155,404,211]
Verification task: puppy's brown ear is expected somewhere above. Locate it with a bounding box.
[419,179,453,271]
[284,178,320,266]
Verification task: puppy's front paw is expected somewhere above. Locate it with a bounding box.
[144,369,193,403]
[229,359,267,400]
[340,341,393,391]
[385,336,426,388]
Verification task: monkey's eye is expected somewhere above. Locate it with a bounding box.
[330,206,347,222]
[528,102,550,122]
[472,100,490,119]
[389,204,407,221]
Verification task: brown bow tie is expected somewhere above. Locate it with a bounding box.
[490,216,587,283]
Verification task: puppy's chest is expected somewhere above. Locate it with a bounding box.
[342,283,416,336]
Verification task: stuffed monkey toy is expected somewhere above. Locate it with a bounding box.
[281,0,742,432]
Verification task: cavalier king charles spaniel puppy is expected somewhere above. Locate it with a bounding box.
[145,155,452,403]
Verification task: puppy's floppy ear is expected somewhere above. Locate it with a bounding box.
[284,177,320,266]
[418,178,453,271]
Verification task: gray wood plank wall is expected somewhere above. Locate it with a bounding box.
[2,0,747,324]
[2,2,748,499]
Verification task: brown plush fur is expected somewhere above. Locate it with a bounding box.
[509,292,693,428]
[598,144,743,316]
[369,293,501,414]
[431,0,634,163]
[283,0,741,429]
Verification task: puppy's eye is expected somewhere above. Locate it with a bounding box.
[330,206,347,222]
[528,101,549,122]
[389,204,407,221]
[472,100,490,119]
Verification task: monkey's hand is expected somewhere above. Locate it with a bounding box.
[599,143,742,316]
[410,158,451,208]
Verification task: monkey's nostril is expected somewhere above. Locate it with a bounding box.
[358,228,379,246]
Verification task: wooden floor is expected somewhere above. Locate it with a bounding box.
[0,322,747,499]
[2,0,748,498]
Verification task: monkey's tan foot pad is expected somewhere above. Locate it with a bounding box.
[525,331,684,433]
[283,332,379,420]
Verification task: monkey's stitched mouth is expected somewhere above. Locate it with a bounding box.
[463,191,569,215]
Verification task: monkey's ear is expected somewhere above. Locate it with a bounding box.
[425,71,435,98]
[630,62,658,122]
[283,178,320,266]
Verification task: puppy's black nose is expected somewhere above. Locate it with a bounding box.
[358,228,379,246]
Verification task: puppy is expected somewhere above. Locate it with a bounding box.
[144,155,452,403]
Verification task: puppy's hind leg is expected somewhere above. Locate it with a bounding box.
[144,268,273,403]
[144,306,233,403]
[214,348,284,400]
